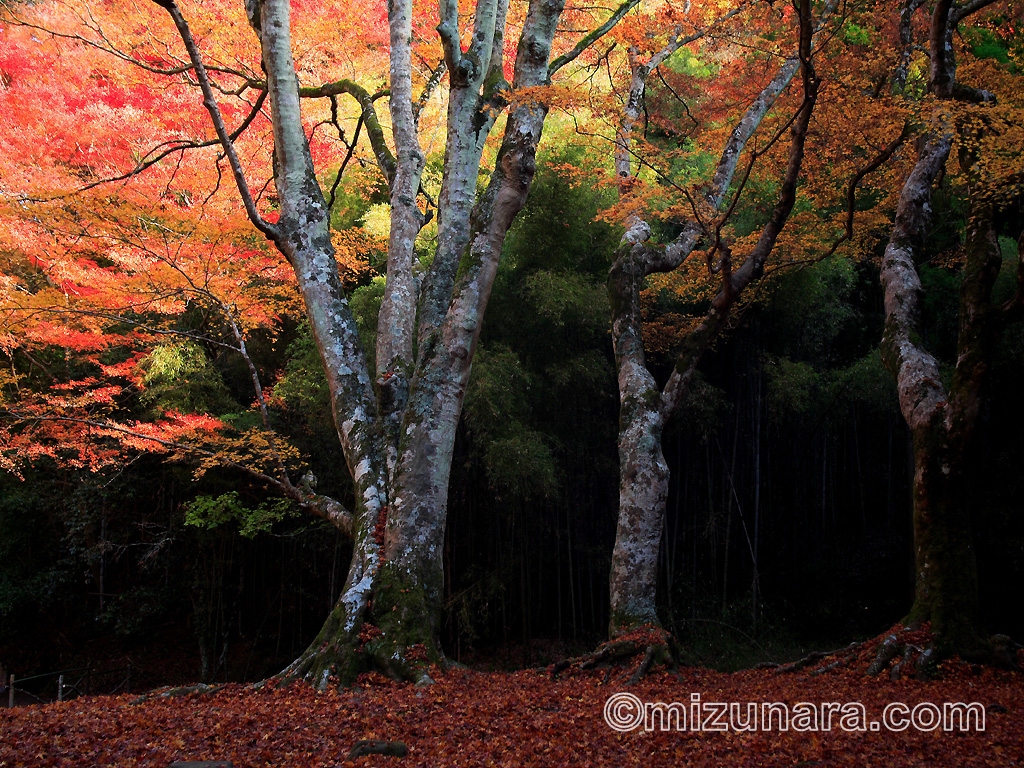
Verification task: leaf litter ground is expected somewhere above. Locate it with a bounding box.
[1,643,1022,767]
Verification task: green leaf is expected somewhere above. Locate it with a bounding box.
[184,492,297,538]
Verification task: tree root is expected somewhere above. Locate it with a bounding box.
[129,683,227,705]
[276,645,440,690]
[862,624,1024,680]
[783,625,1024,681]
[741,625,1022,681]
[550,626,679,684]
[864,627,938,680]
[756,642,864,676]
[272,615,445,691]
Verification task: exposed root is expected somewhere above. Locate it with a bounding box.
[758,642,864,675]
[888,643,919,680]
[770,643,868,671]
[627,644,659,686]
[766,624,1024,681]
[550,626,679,684]
[129,683,226,705]
[866,632,903,677]
[863,623,982,680]
[270,612,447,691]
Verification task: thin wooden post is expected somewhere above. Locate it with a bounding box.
[57,674,64,702]
[8,674,13,708]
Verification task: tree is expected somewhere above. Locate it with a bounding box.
[0,0,641,685]
[600,0,828,664]
[876,0,1024,667]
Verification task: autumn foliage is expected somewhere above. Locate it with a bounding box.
[2,643,1023,767]
[0,0,1023,751]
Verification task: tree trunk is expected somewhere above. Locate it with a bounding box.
[885,206,1002,658]
[274,0,567,686]
[879,0,1006,661]
[157,0,585,685]
[904,421,983,656]
[608,224,670,636]
[606,0,824,641]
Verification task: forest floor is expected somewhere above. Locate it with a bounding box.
[0,640,1021,767]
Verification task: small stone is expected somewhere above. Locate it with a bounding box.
[347,740,408,759]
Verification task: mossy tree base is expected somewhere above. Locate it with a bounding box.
[277,567,446,689]
[277,622,444,689]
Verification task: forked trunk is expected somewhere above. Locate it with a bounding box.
[275,0,567,686]
[879,0,1009,661]
[606,0,823,640]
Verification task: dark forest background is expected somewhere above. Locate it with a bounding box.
[2,155,1022,692]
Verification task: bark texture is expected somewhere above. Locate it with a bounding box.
[155,0,600,685]
[878,0,1007,661]
[880,137,1002,658]
[606,0,828,638]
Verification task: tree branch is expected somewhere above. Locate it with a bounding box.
[659,0,820,419]
[437,0,463,76]
[414,60,448,122]
[821,121,911,259]
[4,411,354,536]
[880,129,954,430]
[300,80,397,185]
[154,0,279,241]
[952,0,1001,23]
[64,90,268,196]
[548,0,641,76]
[0,2,257,82]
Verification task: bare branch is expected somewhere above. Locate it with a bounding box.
[64,90,268,197]
[154,0,279,241]
[549,0,641,76]
[326,107,365,211]
[299,81,396,185]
